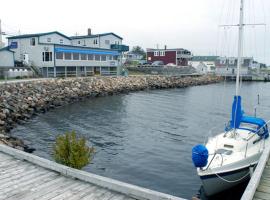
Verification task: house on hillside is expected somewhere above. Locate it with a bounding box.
[6,29,129,77]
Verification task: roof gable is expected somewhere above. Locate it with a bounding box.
[70,32,123,40]
[7,31,71,40]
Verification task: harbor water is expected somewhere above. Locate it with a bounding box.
[10,81,270,199]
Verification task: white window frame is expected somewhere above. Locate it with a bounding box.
[229,59,235,65]
[220,59,226,65]
[160,51,165,56]
[154,51,159,56]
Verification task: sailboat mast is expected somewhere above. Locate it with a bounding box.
[236,0,245,96]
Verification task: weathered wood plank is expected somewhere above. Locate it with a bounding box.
[254,191,270,200]
[38,181,82,200]
[17,176,67,200]
[0,165,40,185]
[80,189,109,200]
[49,182,91,200]
[0,169,49,192]
[0,145,184,200]
[4,172,58,199]
[257,185,270,194]
[64,185,99,200]
[108,195,131,200]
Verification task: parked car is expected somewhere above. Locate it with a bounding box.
[166,63,177,67]
[151,61,164,66]
[138,60,147,65]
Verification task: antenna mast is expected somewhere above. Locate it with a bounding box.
[236,0,244,96]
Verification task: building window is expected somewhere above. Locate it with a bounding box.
[220,59,226,64]
[83,40,86,46]
[105,40,110,45]
[56,52,63,59]
[88,54,94,60]
[78,41,81,45]
[64,53,72,60]
[60,39,63,44]
[154,51,159,56]
[101,55,106,61]
[81,54,87,60]
[30,38,35,46]
[93,39,98,45]
[107,55,112,60]
[42,52,52,62]
[47,38,51,43]
[229,59,235,65]
[95,55,101,61]
[73,53,80,60]
[113,55,118,60]
[160,51,165,56]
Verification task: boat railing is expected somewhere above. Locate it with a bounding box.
[243,120,270,158]
[204,152,224,170]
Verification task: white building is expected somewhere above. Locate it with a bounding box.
[0,47,14,67]
[189,56,218,74]
[215,57,253,76]
[5,29,129,77]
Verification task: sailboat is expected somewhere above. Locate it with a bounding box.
[192,0,270,196]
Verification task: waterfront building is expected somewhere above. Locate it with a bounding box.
[146,48,192,66]
[188,56,218,74]
[215,57,253,75]
[4,29,129,77]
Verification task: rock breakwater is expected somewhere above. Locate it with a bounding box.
[0,75,222,151]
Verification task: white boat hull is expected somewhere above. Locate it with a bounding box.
[200,165,253,196]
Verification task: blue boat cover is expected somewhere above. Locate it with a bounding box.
[229,95,269,138]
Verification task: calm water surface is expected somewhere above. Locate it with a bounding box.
[11,82,270,199]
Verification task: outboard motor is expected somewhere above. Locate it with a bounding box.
[192,145,209,168]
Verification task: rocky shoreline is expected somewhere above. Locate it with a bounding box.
[0,75,222,151]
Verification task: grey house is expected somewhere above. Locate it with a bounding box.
[6,30,129,77]
[215,57,253,75]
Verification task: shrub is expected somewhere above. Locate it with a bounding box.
[53,131,94,169]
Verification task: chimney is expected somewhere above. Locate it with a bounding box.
[164,45,167,50]
[87,28,91,36]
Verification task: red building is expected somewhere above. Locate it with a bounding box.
[146,48,192,66]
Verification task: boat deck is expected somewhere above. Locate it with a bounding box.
[0,144,185,200]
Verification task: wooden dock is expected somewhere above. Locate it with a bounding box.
[241,142,270,200]
[0,144,185,200]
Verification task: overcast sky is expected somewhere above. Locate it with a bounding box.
[1,0,270,64]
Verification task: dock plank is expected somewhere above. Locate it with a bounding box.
[0,145,185,200]
[251,148,270,200]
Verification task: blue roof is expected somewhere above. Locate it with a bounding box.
[55,48,120,56]
[7,31,71,40]
[70,32,123,40]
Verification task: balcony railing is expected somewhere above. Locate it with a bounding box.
[111,44,129,52]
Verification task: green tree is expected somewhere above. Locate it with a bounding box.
[53,131,95,169]
[131,46,146,59]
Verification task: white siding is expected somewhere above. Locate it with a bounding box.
[0,50,14,67]
[39,33,71,45]
[55,59,118,67]
[71,34,122,49]
[8,38,55,68]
